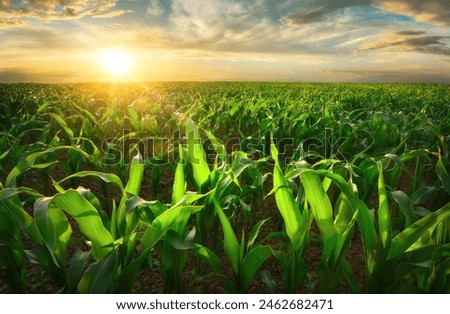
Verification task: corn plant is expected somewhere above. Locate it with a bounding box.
[177,120,273,292]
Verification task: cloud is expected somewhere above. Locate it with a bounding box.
[358,32,450,56]
[0,0,129,22]
[1,27,81,49]
[394,30,426,36]
[375,0,450,26]
[282,0,372,25]
[0,19,27,28]
[143,0,274,51]
[92,9,130,19]
[281,0,450,27]
[141,0,364,56]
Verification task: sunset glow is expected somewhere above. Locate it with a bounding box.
[0,0,448,83]
[100,49,132,75]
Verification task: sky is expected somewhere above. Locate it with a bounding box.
[0,0,449,83]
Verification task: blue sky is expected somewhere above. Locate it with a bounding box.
[0,0,449,82]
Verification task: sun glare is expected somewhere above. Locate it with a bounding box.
[100,49,132,75]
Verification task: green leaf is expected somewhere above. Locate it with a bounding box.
[52,189,114,260]
[271,143,307,252]
[203,128,227,162]
[48,113,74,144]
[115,151,144,236]
[125,151,144,195]
[115,247,151,293]
[56,171,124,192]
[0,187,43,200]
[247,218,270,250]
[172,145,186,206]
[186,119,210,188]
[377,161,392,253]
[299,169,337,259]
[436,155,450,195]
[192,243,221,274]
[240,245,273,291]
[299,169,377,272]
[66,249,91,292]
[342,260,361,293]
[384,153,410,174]
[5,146,90,187]
[388,203,450,260]
[141,205,202,249]
[392,190,417,227]
[0,194,42,244]
[213,198,240,274]
[34,197,72,269]
[77,250,117,293]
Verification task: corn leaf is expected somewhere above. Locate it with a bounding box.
[436,155,450,195]
[299,169,338,259]
[387,202,450,260]
[301,169,377,271]
[377,161,392,253]
[213,198,240,274]
[172,144,186,206]
[391,190,417,227]
[271,143,307,252]
[0,191,42,243]
[77,250,117,293]
[240,245,272,291]
[5,146,90,187]
[34,197,72,269]
[186,119,210,188]
[247,218,270,250]
[56,171,124,192]
[124,152,144,195]
[66,249,91,292]
[48,113,75,144]
[115,152,144,237]
[141,205,203,249]
[52,189,114,260]
[115,247,151,293]
[192,243,221,274]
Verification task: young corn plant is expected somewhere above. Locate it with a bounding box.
[55,149,207,293]
[269,142,311,293]
[180,120,273,292]
[298,164,375,293]
[366,159,450,292]
[0,184,44,292]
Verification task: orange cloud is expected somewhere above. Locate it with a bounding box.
[0,0,128,22]
[376,0,450,26]
[357,31,450,56]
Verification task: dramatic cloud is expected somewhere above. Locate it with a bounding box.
[282,0,372,26]
[0,0,449,82]
[376,0,450,26]
[0,0,128,21]
[281,0,450,27]
[358,32,450,56]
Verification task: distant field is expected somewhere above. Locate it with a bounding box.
[0,82,449,293]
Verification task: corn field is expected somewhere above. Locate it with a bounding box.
[0,82,449,293]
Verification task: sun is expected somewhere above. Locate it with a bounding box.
[100,49,132,75]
